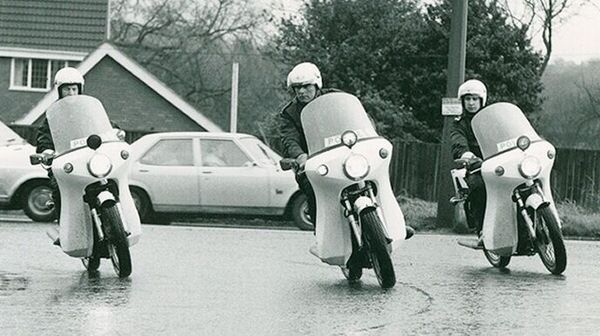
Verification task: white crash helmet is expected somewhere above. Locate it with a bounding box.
[287,62,322,89]
[458,79,487,106]
[54,67,84,96]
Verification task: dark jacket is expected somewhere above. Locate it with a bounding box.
[279,88,340,159]
[449,113,482,160]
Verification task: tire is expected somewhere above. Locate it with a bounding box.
[535,207,567,275]
[130,187,151,222]
[361,208,395,289]
[130,187,171,225]
[81,257,101,273]
[483,249,511,268]
[341,266,362,282]
[21,182,56,222]
[100,204,132,278]
[289,194,314,231]
[452,202,470,234]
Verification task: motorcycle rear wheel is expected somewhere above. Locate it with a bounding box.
[483,249,511,268]
[340,266,362,282]
[535,207,567,275]
[101,204,132,278]
[361,208,395,289]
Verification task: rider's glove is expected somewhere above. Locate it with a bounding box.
[114,128,126,141]
[460,151,476,160]
[296,153,308,170]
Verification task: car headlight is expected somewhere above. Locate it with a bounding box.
[87,153,113,178]
[343,154,370,180]
[518,156,541,179]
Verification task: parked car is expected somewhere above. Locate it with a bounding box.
[128,132,312,230]
[0,121,55,222]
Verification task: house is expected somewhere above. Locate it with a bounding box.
[0,0,221,133]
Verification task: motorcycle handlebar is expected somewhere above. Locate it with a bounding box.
[30,153,54,166]
[280,158,298,171]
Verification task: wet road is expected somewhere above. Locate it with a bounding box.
[1,221,599,335]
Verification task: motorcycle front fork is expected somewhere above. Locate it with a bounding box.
[513,180,545,242]
[342,181,390,250]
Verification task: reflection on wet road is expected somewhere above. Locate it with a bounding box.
[1,223,599,335]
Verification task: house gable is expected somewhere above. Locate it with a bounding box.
[15,43,222,132]
[0,0,108,53]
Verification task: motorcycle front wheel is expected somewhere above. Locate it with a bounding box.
[535,207,567,275]
[361,208,395,289]
[101,204,132,278]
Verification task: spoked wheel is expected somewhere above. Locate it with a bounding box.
[534,207,567,275]
[483,249,511,268]
[81,257,101,272]
[100,204,132,278]
[361,208,395,289]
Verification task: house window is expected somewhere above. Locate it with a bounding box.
[10,58,80,92]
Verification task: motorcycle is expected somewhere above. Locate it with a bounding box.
[30,95,142,278]
[282,92,407,289]
[452,102,567,275]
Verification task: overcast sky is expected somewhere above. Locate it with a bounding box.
[272,0,600,64]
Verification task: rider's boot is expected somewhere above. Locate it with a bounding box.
[476,232,484,248]
[405,226,415,240]
[46,226,60,246]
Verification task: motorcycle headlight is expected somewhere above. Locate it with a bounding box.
[87,153,113,178]
[343,154,370,180]
[518,156,541,179]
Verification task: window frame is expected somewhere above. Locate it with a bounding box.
[9,58,77,92]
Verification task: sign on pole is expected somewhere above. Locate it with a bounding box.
[441,97,462,116]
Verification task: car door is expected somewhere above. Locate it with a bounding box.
[132,138,199,210]
[198,138,269,208]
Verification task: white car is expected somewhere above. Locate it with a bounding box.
[0,122,55,222]
[128,132,312,230]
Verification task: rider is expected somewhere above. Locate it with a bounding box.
[36,67,86,220]
[279,62,414,239]
[36,67,120,224]
[450,79,487,245]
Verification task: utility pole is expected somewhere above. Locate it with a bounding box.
[436,0,468,229]
[230,62,239,133]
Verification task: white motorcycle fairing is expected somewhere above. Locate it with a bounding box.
[47,95,142,257]
[472,103,558,256]
[301,92,406,266]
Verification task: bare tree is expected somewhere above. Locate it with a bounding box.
[109,0,275,127]
[501,0,593,75]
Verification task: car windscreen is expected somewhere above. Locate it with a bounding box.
[238,137,279,166]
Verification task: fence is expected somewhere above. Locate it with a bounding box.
[391,140,600,210]
[10,124,599,209]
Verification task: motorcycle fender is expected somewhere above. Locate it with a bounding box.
[525,192,545,210]
[305,138,406,265]
[480,141,556,254]
[97,190,115,206]
[353,196,374,213]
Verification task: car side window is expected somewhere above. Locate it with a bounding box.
[200,139,250,167]
[140,139,193,166]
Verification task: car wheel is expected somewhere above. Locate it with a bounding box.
[22,182,56,222]
[130,187,151,222]
[130,187,170,225]
[290,194,314,231]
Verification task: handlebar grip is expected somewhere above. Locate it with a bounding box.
[30,154,42,165]
[30,153,53,166]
